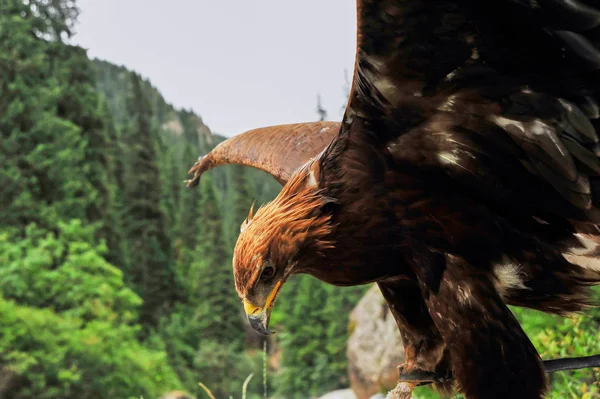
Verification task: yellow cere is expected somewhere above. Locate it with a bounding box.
[243,299,262,316]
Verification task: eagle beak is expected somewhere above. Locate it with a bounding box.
[243,280,282,336]
[245,305,273,336]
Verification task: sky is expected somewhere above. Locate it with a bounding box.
[71,0,357,137]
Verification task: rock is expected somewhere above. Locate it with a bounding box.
[346,284,405,399]
[161,113,213,146]
[318,388,358,399]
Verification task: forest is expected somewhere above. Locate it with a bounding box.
[0,1,599,399]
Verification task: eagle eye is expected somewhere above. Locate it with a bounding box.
[260,264,275,281]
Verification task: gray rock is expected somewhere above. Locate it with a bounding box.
[346,284,405,399]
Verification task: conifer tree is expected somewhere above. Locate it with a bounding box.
[275,275,367,398]
[320,284,368,387]
[52,43,124,266]
[276,275,330,398]
[122,72,179,327]
[194,174,244,345]
[226,165,255,248]
[177,110,202,252]
[0,0,86,231]
[96,99,127,266]
[159,141,185,243]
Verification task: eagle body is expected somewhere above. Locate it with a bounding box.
[187,1,600,398]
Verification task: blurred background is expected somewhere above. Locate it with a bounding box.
[0,1,598,398]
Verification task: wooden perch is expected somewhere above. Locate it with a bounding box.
[543,354,600,373]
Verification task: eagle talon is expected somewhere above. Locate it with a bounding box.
[397,368,441,385]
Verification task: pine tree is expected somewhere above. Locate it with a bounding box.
[163,173,247,397]
[194,174,244,344]
[275,275,330,398]
[52,43,124,266]
[96,98,127,266]
[18,0,79,40]
[177,110,202,251]
[226,165,255,248]
[274,275,367,398]
[320,284,368,388]
[121,72,179,327]
[0,0,87,231]
[159,140,185,243]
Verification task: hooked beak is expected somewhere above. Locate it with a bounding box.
[243,280,283,336]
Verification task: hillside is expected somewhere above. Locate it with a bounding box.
[91,58,282,250]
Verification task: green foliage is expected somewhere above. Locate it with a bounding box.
[176,110,203,252]
[160,173,249,396]
[185,173,242,344]
[120,72,179,327]
[0,1,122,269]
[92,56,283,397]
[0,221,182,399]
[225,166,255,249]
[273,275,367,398]
[0,2,188,397]
[193,341,264,398]
[0,220,140,324]
[0,2,88,231]
[0,298,182,399]
[52,43,124,265]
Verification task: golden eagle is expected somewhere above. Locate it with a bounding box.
[186,1,600,398]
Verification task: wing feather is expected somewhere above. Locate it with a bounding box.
[185,122,338,187]
[323,0,600,223]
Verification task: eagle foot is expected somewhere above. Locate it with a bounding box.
[386,382,415,399]
[397,365,450,386]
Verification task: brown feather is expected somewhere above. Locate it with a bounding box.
[186,122,338,188]
[232,164,335,298]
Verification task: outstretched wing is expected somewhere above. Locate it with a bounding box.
[324,0,600,224]
[186,122,338,187]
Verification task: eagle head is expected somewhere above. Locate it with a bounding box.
[232,161,335,335]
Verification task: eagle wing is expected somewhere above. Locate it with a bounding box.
[325,0,600,224]
[186,122,338,187]
[325,2,600,397]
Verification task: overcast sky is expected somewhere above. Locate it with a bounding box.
[71,0,357,137]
